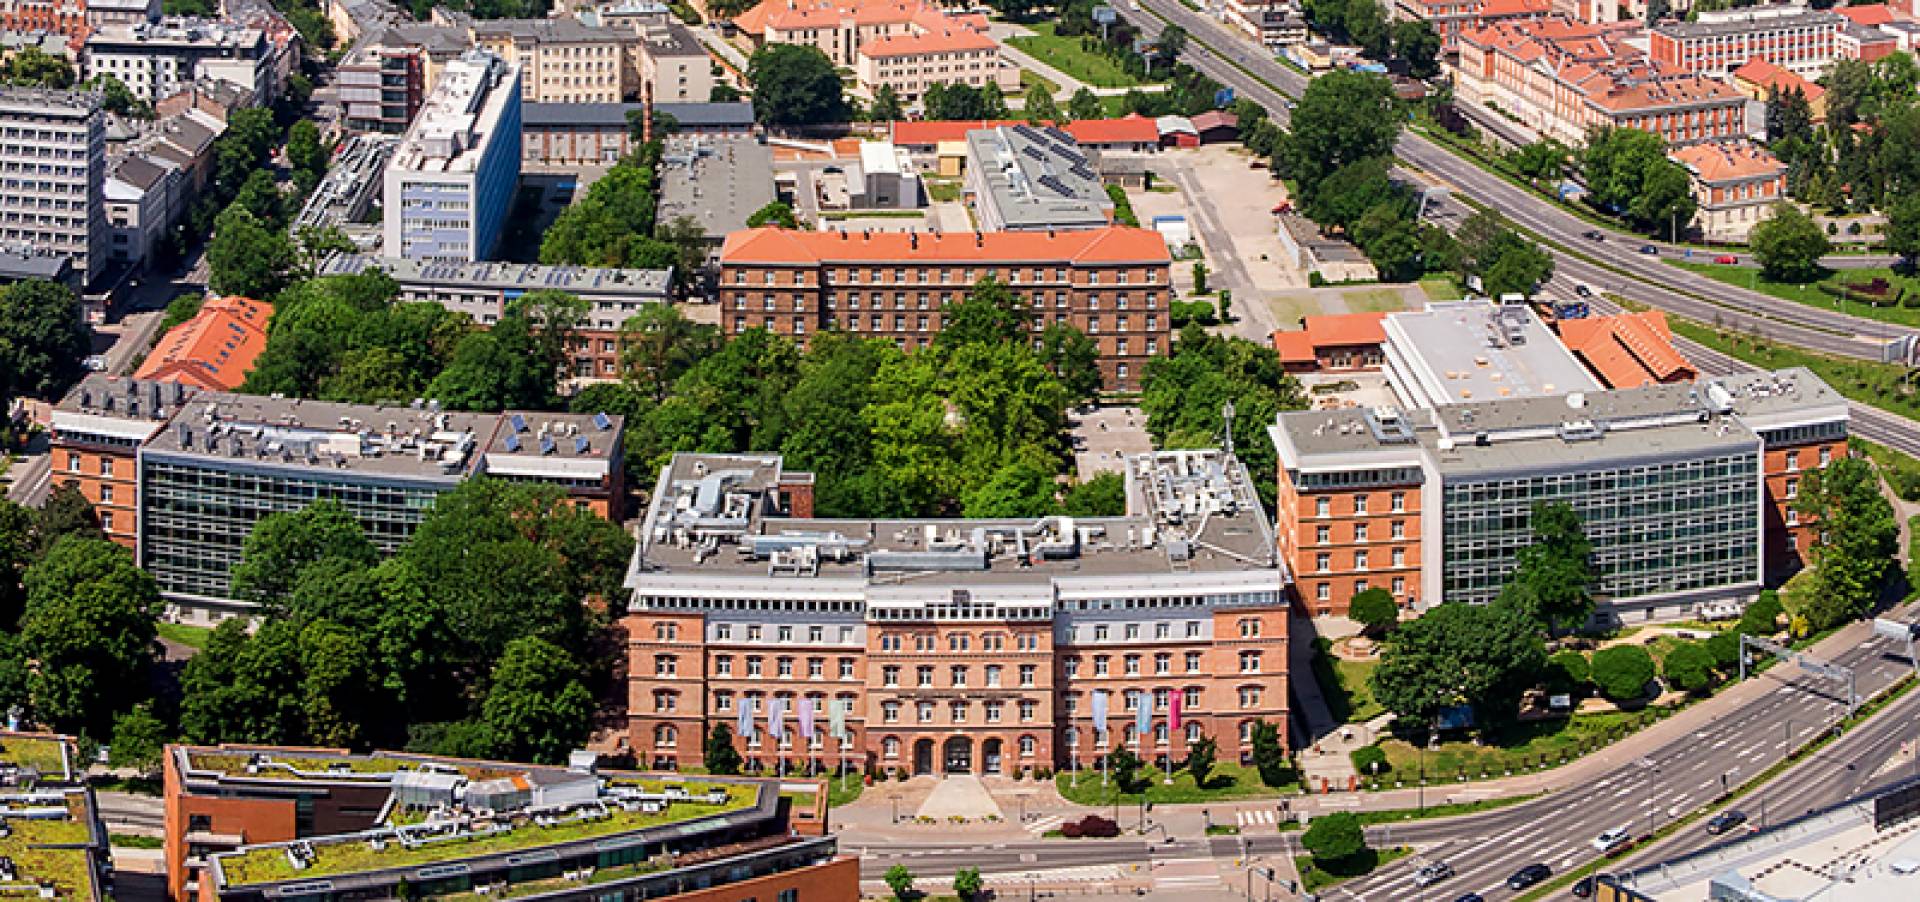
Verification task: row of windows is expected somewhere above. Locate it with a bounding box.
[1312,492,1409,517]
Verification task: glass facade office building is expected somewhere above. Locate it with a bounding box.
[1439,450,1761,605]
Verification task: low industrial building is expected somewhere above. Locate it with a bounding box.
[621,448,1290,775]
[1382,300,1601,409]
[1269,312,1387,374]
[163,746,852,902]
[963,125,1113,232]
[317,254,673,379]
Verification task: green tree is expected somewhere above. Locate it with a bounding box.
[0,500,33,626]
[1185,734,1217,788]
[480,636,593,763]
[1661,641,1717,693]
[230,500,379,610]
[1582,127,1699,238]
[1510,140,1571,183]
[1392,19,1441,78]
[1589,645,1655,703]
[884,864,915,901]
[88,73,150,118]
[1274,69,1399,196]
[426,314,559,411]
[1106,745,1143,791]
[1738,591,1783,636]
[746,201,799,229]
[0,279,89,405]
[1705,630,1742,673]
[208,207,297,298]
[21,536,160,739]
[704,722,743,775]
[1369,601,1546,725]
[1039,322,1101,402]
[1545,650,1591,695]
[300,619,385,748]
[109,702,170,774]
[1885,193,1920,263]
[953,866,984,901]
[869,84,904,122]
[1350,744,1388,777]
[0,47,73,88]
[1497,502,1594,634]
[1068,87,1103,121]
[1301,811,1368,863]
[1750,203,1832,283]
[0,634,26,723]
[709,82,742,103]
[1060,472,1125,517]
[287,119,326,180]
[1141,329,1306,509]
[1251,719,1289,786]
[1348,587,1399,638]
[159,292,205,332]
[937,278,1030,350]
[1793,456,1898,628]
[748,44,848,128]
[1025,83,1060,124]
[33,483,102,552]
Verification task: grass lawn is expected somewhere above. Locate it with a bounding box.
[1857,438,1920,502]
[1311,638,1382,724]
[1056,761,1289,805]
[1019,67,1060,98]
[924,178,962,203]
[0,736,69,776]
[1007,24,1157,89]
[1370,711,1650,786]
[1342,287,1412,314]
[1667,315,1920,422]
[1264,292,1328,327]
[1667,260,1920,330]
[826,776,863,807]
[1418,275,1464,301]
[158,622,213,649]
[1295,846,1411,892]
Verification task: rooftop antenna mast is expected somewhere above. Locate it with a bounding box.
[1221,399,1235,459]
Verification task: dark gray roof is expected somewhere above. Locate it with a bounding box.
[0,250,71,281]
[112,154,170,191]
[521,101,754,129]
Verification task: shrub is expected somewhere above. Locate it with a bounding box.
[1740,591,1784,636]
[1350,744,1389,776]
[1301,811,1367,863]
[1661,640,1718,694]
[1590,645,1656,703]
[1068,814,1120,838]
[1349,588,1400,638]
[1705,630,1742,673]
[1546,650,1590,695]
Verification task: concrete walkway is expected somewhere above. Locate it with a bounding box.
[916,775,1004,820]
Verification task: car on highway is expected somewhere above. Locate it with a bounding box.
[1507,863,1553,889]
[1413,861,1455,887]
[1714,254,1739,264]
[1583,230,1605,241]
[1574,281,1594,297]
[1638,244,1660,255]
[1706,810,1749,835]
[1451,894,1484,902]
[1593,826,1632,854]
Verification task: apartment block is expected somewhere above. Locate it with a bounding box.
[1649,3,1843,78]
[1669,140,1788,242]
[317,253,672,380]
[336,41,425,134]
[1226,0,1308,52]
[1455,17,1746,147]
[734,0,992,67]
[49,375,198,546]
[381,50,521,262]
[84,19,273,105]
[0,88,107,287]
[1394,0,1550,52]
[638,20,715,103]
[520,101,755,166]
[621,449,1288,775]
[718,226,1173,391]
[163,746,852,902]
[853,25,1006,102]
[0,0,156,38]
[473,14,632,103]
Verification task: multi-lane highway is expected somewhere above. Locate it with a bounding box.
[1117,0,1918,364]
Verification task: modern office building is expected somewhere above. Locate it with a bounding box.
[717,225,1173,391]
[1650,4,1845,78]
[133,392,624,617]
[0,732,107,902]
[335,41,426,134]
[963,125,1114,232]
[0,88,107,286]
[318,253,673,379]
[162,745,852,902]
[1269,367,1848,621]
[84,19,273,105]
[621,448,1289,776]
[382,50,522,262]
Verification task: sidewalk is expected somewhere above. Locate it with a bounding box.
[838,611,1905,848]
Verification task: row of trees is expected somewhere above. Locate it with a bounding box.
[1301,0,1441,78]
[570,283,1111,519]
[0,280,92,423]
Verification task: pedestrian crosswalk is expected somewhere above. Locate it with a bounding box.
[1237,808,1280,828]
[1025,814,1066,835]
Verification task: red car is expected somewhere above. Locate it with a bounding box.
[1714,254,1738,264]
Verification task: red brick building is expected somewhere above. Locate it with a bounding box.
[718,226,1174,391]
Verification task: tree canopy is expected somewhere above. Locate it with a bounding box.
[1141,327,1306,508]
[1581,127,1698,239]
[1496,501,1594,634]
[1749,203,1832,283]
[748,44,848,128]
[1368,601,1546,725]
[1792,456,1899,629]
[0,279,90,408]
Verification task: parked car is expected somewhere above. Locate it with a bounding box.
[83,355,106,372]
[1638,244,1660,255]
[1507,863,1553,890]
[1413,862,1455,887]
[1714,254,1739,264]
[1706,810,1748,835]
[1593,826,1632,854]
[1574,282,1594,297]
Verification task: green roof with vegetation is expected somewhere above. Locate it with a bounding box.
[183,751,518,783]
[0,736,70,780]
[0,794,98,900]
[216,782,757,887]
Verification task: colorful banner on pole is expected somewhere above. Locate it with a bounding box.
[737,696,753,740]
[829,698,848,741]
[1090,690,1110,738]
[798,697,816,739]
[768,696,786,740]
[1170,692,1183,732]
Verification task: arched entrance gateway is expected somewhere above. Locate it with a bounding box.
[981,738,1003,775]
[943,736,972,774]
[913,738,934,775]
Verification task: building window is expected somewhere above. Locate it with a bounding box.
[654,655,677,677]
[1316,496,1331,517]
[1239,652,1260,673]
[1124,655,1141,675]
[1354,523,1369,542]
[716,690,733,710]
[918,666,934,687]
[984,701,1003,723]
[1316,583,1331,601]
[808,658,824,679]
[1316,553,1331,573]
[777,657,793,678]
[1391,491,1405,512]
[1353,494,1368,514]
[1238,686,1263,707]
[951,665,968,687]
[882,701,899,723]
[840,658,856,679]
[883,736,900,758]
[883,665,899,686]
[949,701,968,722]
[1094,655,1109,676]
[1785,477,1798,499]
[99,458,113,477]
[917,701,934,723]
[1125,623,1140,640]
[1185,651,1202,673]
[1019,735,1037,757]
[1186,621,1202,638]
[1317,525,1331,544]
[1019,699,1036,722]
[1239,618,1261,638]
[1019,664,1036,686]
[1154,653,1171,675]
[746,656,763,677]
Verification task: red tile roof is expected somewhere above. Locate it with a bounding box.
[858,27,995,57]
[888,116,1158,147]
[1061,114,1160,145]
[1837,3,1895,26]
[1304,312,1386,347]
[1478,0,1552,17]
[720,226,1172,265]
[1270,330,1315,364]
[1557,310,1693,389]
[1731,57,1827,103]
[1669,140,1786,184]
[133,295,273,392]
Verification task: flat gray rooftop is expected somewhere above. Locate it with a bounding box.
[966,125,1112,231]
[143,393,495,482]
[655,135,776,239]
[320,254,672,297]
[1386,300,1600,407]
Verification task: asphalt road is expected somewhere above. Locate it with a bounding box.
[1118,0,1918,364]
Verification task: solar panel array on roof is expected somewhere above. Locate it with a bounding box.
[509,413,527,433]
[539,435,556,455]
[592,412,613,431]
[574,436,589,454]
[505,433,521,452]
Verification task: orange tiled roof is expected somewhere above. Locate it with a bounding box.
[888,117,1157,147]
[1303,312,1386,347]
[720,226,1172,265]
[858,27,995,57]
[1585,74,1742,113]
[1669,140,1786,184]
[132,295,273,392]
[1731,57,1827,103]
[1479,0,1552,17]
[1063,114,1160,144]
[1837,3,1895,26]
[1558,310,1693,389]
[1271,330,1315,364]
